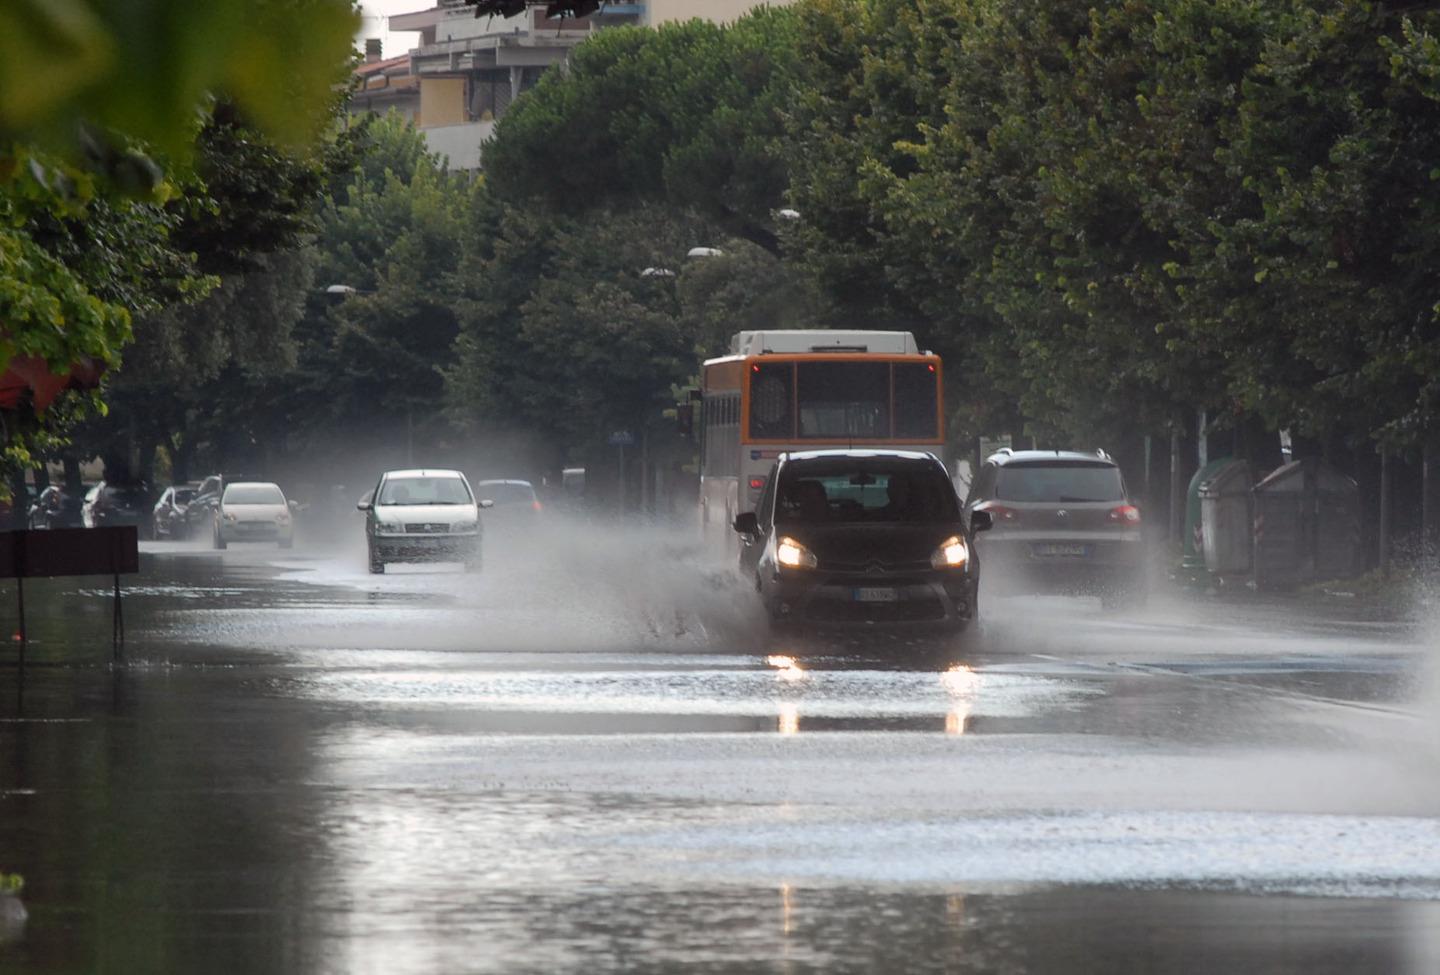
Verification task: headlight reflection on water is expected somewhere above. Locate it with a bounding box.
[765,654,806,682]
[942,664,980,736]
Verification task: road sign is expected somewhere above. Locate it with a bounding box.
[607,431,636,447]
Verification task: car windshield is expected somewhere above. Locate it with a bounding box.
[174,489,195,504]
[224,485,285,505]
[776,459,959,524]
[995,462,1125,503]
[378,477,472,506]
[478,482,535,504]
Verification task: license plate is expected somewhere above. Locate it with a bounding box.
[852,587,899,603]
[1034,543,1088,558]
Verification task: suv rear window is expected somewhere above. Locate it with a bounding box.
[776,458,959,524]
[477,482,535,504]
[995,462,1124,503]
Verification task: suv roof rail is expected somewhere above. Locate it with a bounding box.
[1095,448,1112,461]
[994,447,1013,456]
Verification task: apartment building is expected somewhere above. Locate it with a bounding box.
[351,0,792,169]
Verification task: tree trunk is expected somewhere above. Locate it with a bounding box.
[1423,436,1439,568]
[63,456,82,493]
[1379,447,1392,578]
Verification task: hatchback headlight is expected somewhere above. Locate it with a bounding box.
[453,519,478,533]
[776,536,818,570]
[930,535,969,569]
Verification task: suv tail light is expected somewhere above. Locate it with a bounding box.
[1108,504,1141,525]
[978,502,1020,522]
[748,476,766,491]
[532,500,543,512]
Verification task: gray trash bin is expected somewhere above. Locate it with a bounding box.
[1253,459,1362,590]
[1198,459,1253,575]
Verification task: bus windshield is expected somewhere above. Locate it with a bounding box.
[748,360,939,440]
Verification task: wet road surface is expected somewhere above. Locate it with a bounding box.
[2,526,1439,973]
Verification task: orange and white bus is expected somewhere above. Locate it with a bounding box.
[699,329,945,537]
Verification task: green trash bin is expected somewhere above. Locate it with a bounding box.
[1179,457,1236,580]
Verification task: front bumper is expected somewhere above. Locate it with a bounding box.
[221,521,292,542]
[372,533,479,562]
[762,568,977,629]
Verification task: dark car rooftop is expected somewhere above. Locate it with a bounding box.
[987,449,1116,466]
[781,448,942,463]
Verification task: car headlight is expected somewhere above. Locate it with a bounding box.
[775,536,818,570]
[375,519,403,535]
[453,520,478,533]
[930,535,969,569]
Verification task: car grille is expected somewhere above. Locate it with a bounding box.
[405,523,451,534]
[803,595,946,623]
[821,558,933,574]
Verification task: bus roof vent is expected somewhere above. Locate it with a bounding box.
[730,330,920,356]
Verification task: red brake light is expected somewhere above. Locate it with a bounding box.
[927,364,935,372]
[1108,504,1141,524]
[748,476,766,490]
[979,502,1020,522]
[532,500,543,512]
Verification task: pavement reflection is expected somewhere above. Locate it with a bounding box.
[0,542,1436,974]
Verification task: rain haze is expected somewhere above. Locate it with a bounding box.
[3,2,1440,974]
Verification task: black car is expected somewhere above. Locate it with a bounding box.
[152,483,199,538]
[181,474,258,537]
[733,449,990,630]
[27,485,86,530]
[962,448,1146,607]
[82,481,152,532]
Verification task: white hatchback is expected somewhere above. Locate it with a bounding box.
[214,482,294,549]
[358,469,488,574]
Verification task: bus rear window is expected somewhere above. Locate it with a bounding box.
[797,362,889,438]
[894,362,939,438]
[746,359,942,440]
[749,362,793,439]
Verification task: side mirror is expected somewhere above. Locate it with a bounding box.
[479,499,495,509]
[733,511,760,536]
[356,501,372,512]
[288,499,301,511]
[970,510,993,534]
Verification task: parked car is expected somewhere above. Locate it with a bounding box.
[183,474,259,537]
[82,481,152,532]
[152,483,199,539]
[732,449,987,630]
[358,469,488,574]
[27,485,87,530]
[213,481,294,549]
[962,448,1145,608]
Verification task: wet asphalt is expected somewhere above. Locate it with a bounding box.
[1,519,1439,973]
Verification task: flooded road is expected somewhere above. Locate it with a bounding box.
[2,529,1439,973]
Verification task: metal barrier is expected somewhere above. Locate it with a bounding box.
[0,527,140,664]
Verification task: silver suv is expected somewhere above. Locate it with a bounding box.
[963,449,1145,607]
